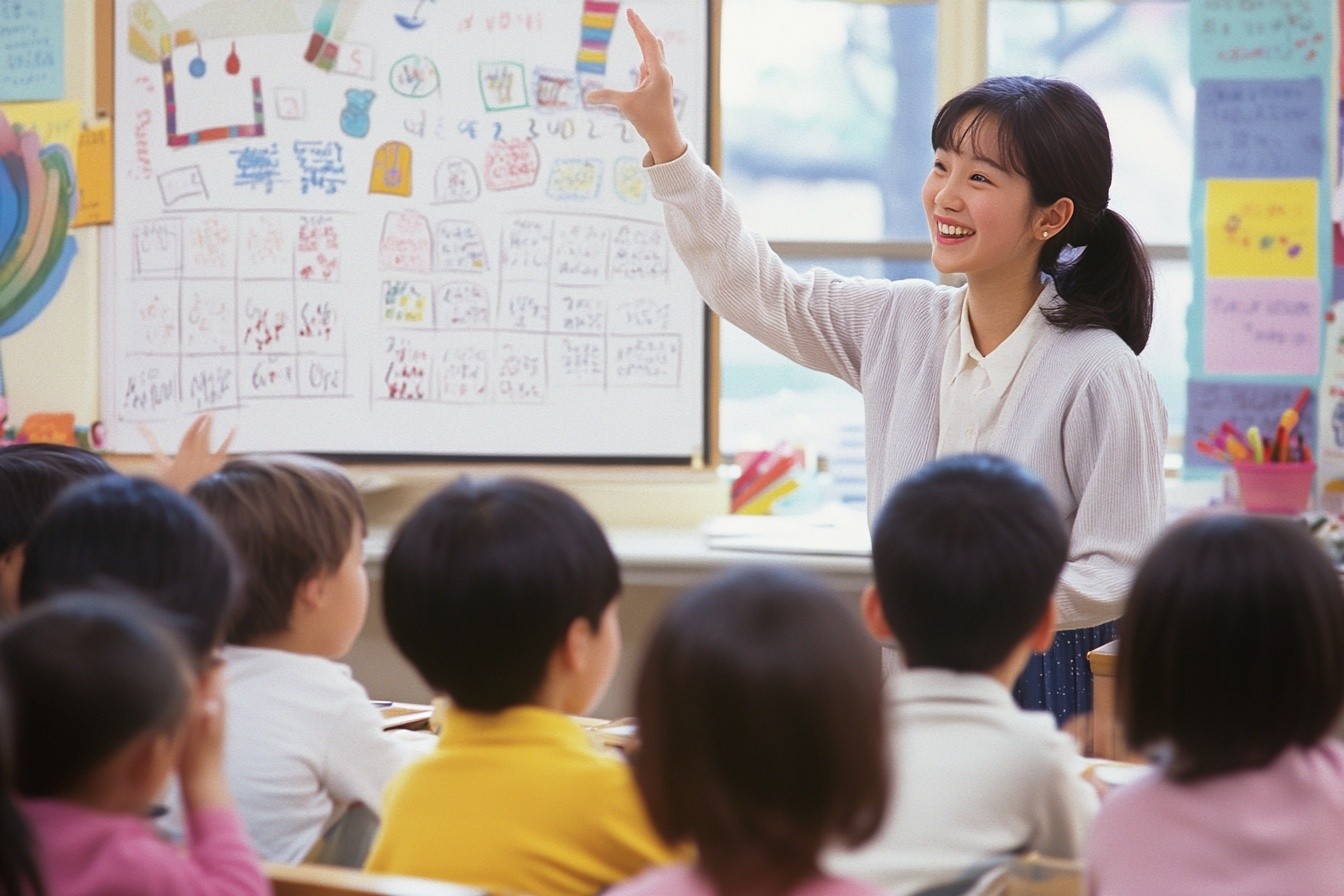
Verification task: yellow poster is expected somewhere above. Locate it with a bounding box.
[0,99,80,154]
[73,124,113,227]
[1206,179,1317,278]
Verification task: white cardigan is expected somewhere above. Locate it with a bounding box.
[646,147,1167,629]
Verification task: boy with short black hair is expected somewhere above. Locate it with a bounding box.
[832,454,1099,895]
[366,476,676,896]
[190,455,428,864]
[0,443,112,615]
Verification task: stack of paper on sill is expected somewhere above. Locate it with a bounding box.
[701,505,871,557]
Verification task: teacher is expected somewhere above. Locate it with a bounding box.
[591,11,1167,724]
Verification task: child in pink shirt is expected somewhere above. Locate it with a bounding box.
[1,594,268,896]
[1088,515,1344,896]
[609,567,889,896]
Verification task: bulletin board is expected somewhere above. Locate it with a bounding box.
[1183,0,1332,471]
[101,0,711,461]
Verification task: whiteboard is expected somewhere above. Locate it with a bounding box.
[102,0,708,459]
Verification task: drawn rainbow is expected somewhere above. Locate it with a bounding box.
[576,0,620,78]
[0,112,78,394]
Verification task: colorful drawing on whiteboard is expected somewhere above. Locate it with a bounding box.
[547,159,602,201]
[532,68,579,112]
[479,62,529,112]
[306,0,365,71]
[340,89,375,138]
[389,55,440,99]
[576,0,620,79]
[370,141,413,196]
[379,210,433,272]
[395,0,438,30]
[159,34,265,146]
[433,157,482,204]
[612,157,647,204]
[0,110,78,395]
[484,139,540,191]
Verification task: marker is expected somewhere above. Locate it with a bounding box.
[1223,433,1249,462]
[1293,387,1311,416]
[1247,426,1264,463]
[1194,439,1228,462]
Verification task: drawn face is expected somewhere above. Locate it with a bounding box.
[921,114,1042,284]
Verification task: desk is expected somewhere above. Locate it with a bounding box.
[353,528,874,717]
[1087,640,1121,759]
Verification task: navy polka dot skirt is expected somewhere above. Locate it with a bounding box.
[1013,621,1116,727]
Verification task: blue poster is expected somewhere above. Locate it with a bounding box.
[0,1,63,101]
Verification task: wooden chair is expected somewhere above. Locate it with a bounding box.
[266,863,487,896]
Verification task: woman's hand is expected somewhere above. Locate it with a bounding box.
[585,9,688,164]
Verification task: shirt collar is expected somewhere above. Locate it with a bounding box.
[951,280,1054,400]
[892,667,1019,710]
[437,704,598,753]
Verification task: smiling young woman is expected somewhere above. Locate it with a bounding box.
[590,12,1167,725]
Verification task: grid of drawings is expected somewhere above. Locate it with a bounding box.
[118,212,349,420]
[375,210,682,404]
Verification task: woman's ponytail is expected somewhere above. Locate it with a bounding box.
[1043,208,1154,354]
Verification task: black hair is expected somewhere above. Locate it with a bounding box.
[932,75,1154,354]
[871,454,1067,672]
[0,672,43,896]
[1120,514,1344,782]
[634,566,889,895]
[0,443,113,556]
[383,476,620,711]
[18,476,240,664]
[0,592,192,799]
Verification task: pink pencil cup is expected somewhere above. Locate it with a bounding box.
[1233,462,1316,514]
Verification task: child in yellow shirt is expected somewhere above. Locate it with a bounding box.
[365,476,677,896]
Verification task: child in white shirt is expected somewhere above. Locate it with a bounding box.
[830,454,1099,895]
[191,456,430,863]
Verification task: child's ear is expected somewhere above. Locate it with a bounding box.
[1027,599,1057,654]
[1036,197,1074,240]
[861,584,894,643]
[294,574,326,614]
[557,615,593,672]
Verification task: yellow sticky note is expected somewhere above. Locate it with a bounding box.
[73,123,113,227]
[1206,179,1317,278]
[0,99,81,153]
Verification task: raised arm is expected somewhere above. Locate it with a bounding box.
[585,9,687,164]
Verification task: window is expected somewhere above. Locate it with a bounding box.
[717,0,1193,464]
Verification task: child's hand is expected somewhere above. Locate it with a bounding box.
[140,413,235,493]
[178,662,231,812]
[585,9,687,164]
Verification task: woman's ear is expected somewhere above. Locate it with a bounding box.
[1037,197,1075,240]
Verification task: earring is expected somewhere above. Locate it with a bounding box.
[1042,230,1050,239]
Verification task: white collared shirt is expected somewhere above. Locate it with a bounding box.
[936,291,1051,457]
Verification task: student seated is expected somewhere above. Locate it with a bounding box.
[610,566,890,896]
[190,455,431,863]
[0,443,112,615]
[365,476,677,896]
[1088,514,1344,896]
[19,474,239,664]
[830,454,1098,894]
[1,593,268,896]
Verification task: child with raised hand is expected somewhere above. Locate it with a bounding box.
[1,593,267,896]
[365,476,677,896]
[188,455,429,864]
[610,566,889,896]
[833,454,1097,895]
[0,443,112,616]
[589,10,1166,726]
[19,475,238,664]
[1088,515,1344,896]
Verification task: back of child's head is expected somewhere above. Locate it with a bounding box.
[1120,514,1344,782]
[383,476,619,711]
[0,666,44,896]
[18,475,239,664]
[190,454,365,645]
[871,454,1067,672]
[934,76,1153,354]
[633,566,888,891]
[0,592,192,799]
[0,443,113,557]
